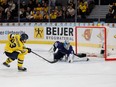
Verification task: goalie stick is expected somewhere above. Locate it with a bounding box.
[31,51,57,63]
[32,46,89,62]
[74,53,87,58]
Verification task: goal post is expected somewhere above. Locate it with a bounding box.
[75,26,116,61]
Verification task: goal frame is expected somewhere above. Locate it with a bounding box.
[75,26,116,61]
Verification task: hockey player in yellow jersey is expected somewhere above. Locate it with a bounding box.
[3,33,31,71]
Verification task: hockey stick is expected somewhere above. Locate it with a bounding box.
[31,51,57,63]
[33,49,49,52]
[48,46,54,52]
[32,46,54,53]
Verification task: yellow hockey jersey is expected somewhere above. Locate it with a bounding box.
[5,34,28,54]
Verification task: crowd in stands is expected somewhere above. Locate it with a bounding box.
[0,0,116,22]
[0,0,18,21]
[0,0,95,22]
[106,2,116,19]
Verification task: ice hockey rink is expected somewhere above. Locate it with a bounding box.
[0,44,116,87]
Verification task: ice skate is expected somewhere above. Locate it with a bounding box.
[18,67,27,71]
[3,62,10,67]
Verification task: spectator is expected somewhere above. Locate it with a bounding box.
[0,6,4,20]
[50,10,57,19]
[4,4,15,20]
[43,3,48,12]
[54,6,59,15]
[36,3,42,11]
[26,7,33,20]
[112,3,116,15]
[1,0,8,12]
[40,7,45,17]
[30,8,37,17]
[6,10,12,20]
[114,13,116,19]
[50,0,56,7]
[79,2,87,18]
[41,0,47,7]
[7,0,16,11]
[107,2,116,19]
[33,10,43,20]
[106,9,114,19]
[20,1,27,10]
[57,9,63,19]
[67,0,75,8]
[43,11,49,19]
[19,8,26,19]
[67,6,75,18]
[27,0,35,11]
[62,6,67,19]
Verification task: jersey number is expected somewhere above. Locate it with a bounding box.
[10,39,16,48]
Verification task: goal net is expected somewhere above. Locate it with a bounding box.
[75,26,116,61]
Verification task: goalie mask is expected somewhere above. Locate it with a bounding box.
[64,40,70,50]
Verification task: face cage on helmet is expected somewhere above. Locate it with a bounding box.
[64,42,70,50]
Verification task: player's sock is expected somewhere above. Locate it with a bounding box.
[17,59,27,71]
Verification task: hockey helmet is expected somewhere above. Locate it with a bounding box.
[20,33,28,41]
[64,40,70,50]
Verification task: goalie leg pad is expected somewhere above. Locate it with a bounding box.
[54,51,64,60]
[67,54,74,63]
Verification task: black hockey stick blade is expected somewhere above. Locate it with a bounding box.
[31,51,57,63]
[74,53,87,58]
[74,53,90,61]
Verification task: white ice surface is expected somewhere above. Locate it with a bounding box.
[0,44,116,87]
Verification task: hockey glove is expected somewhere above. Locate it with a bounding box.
[26,48,32,53]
